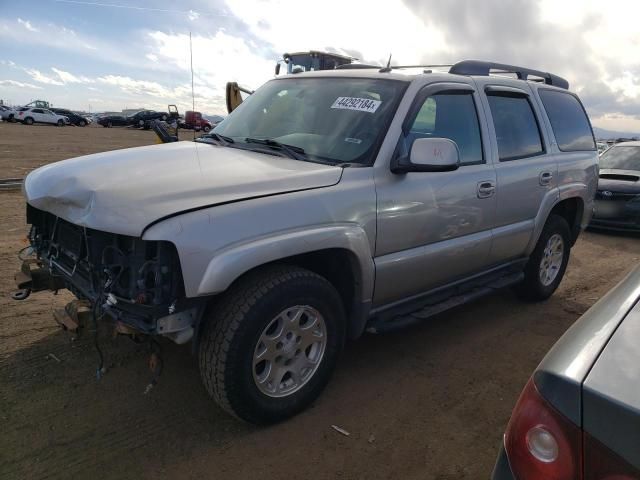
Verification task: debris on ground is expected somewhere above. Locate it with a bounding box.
[331,425,350,436]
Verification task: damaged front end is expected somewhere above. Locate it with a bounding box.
[15,204,201,344]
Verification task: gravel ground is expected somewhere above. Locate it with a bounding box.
[1,121,639,480]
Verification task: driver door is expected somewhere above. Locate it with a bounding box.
[373,82,497,306]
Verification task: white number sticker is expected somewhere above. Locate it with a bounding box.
[331,97,381,113]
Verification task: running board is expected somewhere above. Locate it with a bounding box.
[367,271,524,334]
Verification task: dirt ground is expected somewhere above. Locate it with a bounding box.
[1,121,639,480]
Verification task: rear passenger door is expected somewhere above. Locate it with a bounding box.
[476,82,557,264]
[31,108,45,123]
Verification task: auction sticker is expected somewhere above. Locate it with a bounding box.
[331,97,381,113]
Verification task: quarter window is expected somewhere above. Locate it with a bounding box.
[487,93,544,161]
[538,90,595,152]
[405,91,484,165]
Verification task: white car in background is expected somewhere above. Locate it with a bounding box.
[17,108,69,126]
[1,106,28,122]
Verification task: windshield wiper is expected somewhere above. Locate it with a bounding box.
[244,137,306,160]
[196,132,235,146]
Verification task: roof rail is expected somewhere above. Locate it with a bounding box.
[449,60,569,89]
[335,64,380,70]
[336,63,453,72]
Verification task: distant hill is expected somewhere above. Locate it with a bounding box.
[593,126,640,140]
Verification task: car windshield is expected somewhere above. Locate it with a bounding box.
[212,77,407,165]
[600,145,640,171]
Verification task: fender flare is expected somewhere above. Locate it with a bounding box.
[196,224,375,305]
[525,184,587,255]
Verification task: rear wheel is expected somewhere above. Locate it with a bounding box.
[24,117,34,125]
[198,265,345,424]
[203,125,211,132]
[516,214,571,301]
[107,121,113,128]
[79,120,87,127]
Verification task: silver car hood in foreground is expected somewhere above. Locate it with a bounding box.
[24,141,343,236]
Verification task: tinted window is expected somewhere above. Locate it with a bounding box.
[487,94,544,161]
[32,109,43,113]
[539,90,595,151]
[599,146,640,171]
[405,91,483,165]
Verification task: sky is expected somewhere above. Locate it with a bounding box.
[1,0,640,131]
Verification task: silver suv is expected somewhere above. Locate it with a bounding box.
[18,60,598,423]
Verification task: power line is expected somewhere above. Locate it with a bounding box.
[52,0,228,17]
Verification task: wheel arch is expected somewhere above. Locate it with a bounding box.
[193,226,375,339]
[526,192,585,255]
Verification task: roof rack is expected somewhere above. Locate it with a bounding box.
[448,60,569,89]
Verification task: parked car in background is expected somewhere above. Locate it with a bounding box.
[1,106,28,122]
[17,108,68,126]
[596,141,609,155]
[493,266,640,479]
[590,141,640,231]
[0,105,10,120]
[51,108,90,127]
[97,115,129,128]
[128,109,169,128]
[181,110,212,132]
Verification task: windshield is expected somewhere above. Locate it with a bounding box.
[600,145,640,171]
[213,77,406,165]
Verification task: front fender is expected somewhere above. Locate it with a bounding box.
[196,224,375,302]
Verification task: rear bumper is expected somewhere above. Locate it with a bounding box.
[491,444,516,479]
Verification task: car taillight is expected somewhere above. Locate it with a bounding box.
[505,377,582,479]
[583,432,640,480]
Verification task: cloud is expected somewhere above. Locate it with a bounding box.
[146,53,159,62]
[400,0,640,125]
[17,18,38,32]
[222,0,451,65]
[24,68,64,85]
[188,10,200,21]
[0,79,43,89]
[51,67,93,84]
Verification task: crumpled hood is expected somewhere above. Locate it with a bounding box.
[24,141,343,236]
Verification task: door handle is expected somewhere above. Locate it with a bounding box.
[477,181,496,199]
[539,171,554,186]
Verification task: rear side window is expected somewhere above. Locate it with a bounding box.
[538,90,595,151]
[487,94,544,161]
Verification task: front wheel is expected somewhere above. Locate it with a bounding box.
[24,117,34,125]
[516,214,571,301]
[57,119,64,127]
[198,266,345,424]
[203,125,211,132]
[79,120,87,127]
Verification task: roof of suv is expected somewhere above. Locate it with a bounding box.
[275,60,570,90]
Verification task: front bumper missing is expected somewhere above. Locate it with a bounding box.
[12,258,200,344]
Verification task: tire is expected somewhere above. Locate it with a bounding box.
[8,114,15,123]
[79,120,86,127]
[161,114,167,121]
[57,119,64,127]
[24,117,34,125]
[107,121,113,128]
[199,265,346,424]
[516,214,571,301]
[203,125,211,132]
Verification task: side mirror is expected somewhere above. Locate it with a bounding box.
[392,137,460,173]
[275,63,281,75]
